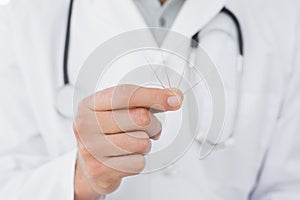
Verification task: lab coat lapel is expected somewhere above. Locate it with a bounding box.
[109,0,226,33]
[108,0,148,30]
[162,0,226,48]
[108,0,226,43]
[107,0,156,41]
[104,0,160,60]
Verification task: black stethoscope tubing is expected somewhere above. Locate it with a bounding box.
[62,0,244,86]
[63,0,74,85]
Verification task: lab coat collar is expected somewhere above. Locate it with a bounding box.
[168,0,226,38]
[111,0,226,41]
[162,0,227,49]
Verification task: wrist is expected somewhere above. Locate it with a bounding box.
[74,156,102,200]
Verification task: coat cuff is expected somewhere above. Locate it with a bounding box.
[50,149,78,200]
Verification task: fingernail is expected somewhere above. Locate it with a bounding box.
[167,96,181,107]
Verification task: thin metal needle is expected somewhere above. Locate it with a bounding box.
[177,47,192,89]
[183,81,200,95]
[177,61,188,89]
[183,68,216,95]
[141,51,166,89]
[160,48,171,88]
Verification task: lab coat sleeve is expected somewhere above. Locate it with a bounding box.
[0,5,78,200]
[0,150,78,200]
[250,19,300,200]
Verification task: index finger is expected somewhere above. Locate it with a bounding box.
[84,84,183,111]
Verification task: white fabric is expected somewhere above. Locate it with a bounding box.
[0,0,299,199]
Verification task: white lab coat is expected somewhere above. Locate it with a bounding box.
[0,0,299,199]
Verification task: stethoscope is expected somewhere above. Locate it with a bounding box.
[56,0,244,150]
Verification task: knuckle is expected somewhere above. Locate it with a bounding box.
[96,89,111,101]
[95,113,106,131]
[154,92,166,106]
[137,139,151,153]
[133,108,150,127]
[135,155,146,173]
[150,119,162,139]
[109,85,132,101]
[116,84,129,94]
[156,121,163,135]
[91,89,112,109]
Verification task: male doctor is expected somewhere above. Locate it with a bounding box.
[0,0,300,200]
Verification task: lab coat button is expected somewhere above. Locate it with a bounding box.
[163,165,178,177]
[159,17,166,27]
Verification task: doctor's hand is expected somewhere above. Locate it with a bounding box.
[73,84,183,199]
